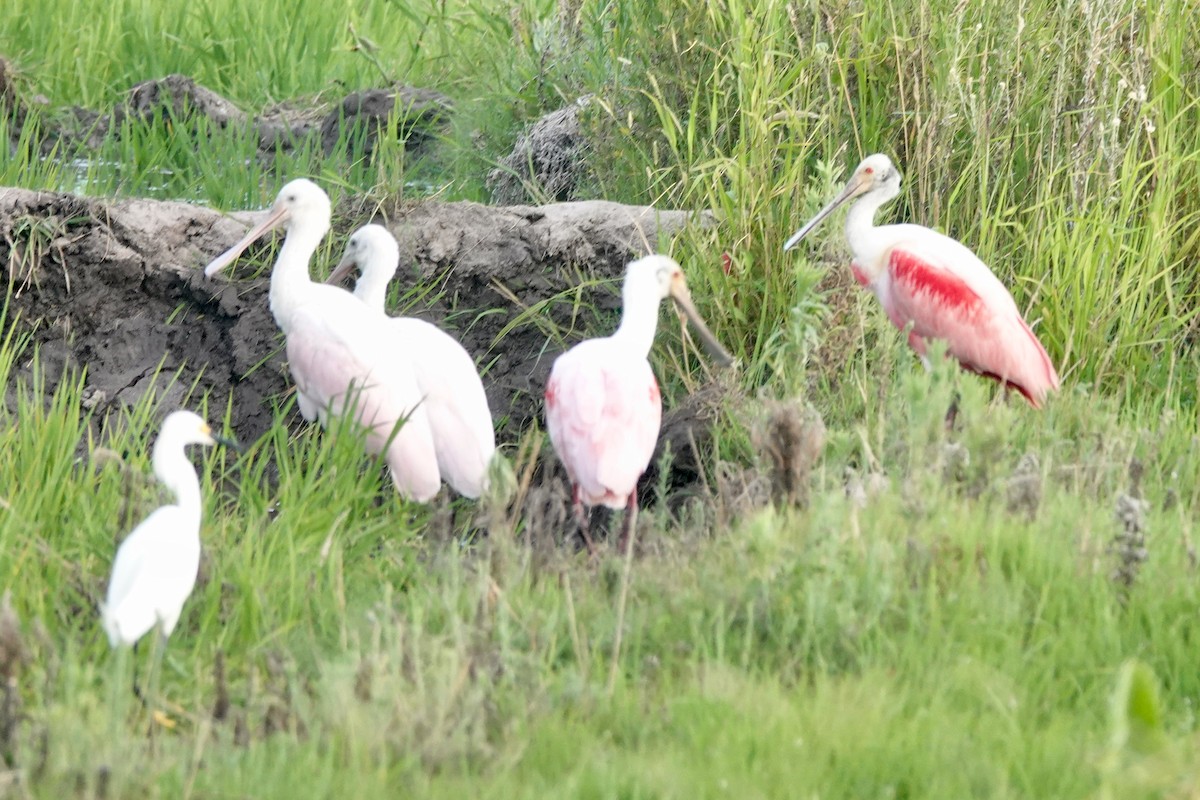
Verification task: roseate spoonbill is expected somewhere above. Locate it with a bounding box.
[784,153,1060,407]
[101,410,237,649]
[544,254,733,552]
[326,224,497,499]
[203,179,441,500]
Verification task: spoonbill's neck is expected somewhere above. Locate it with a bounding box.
[611,275,663,359]
[354,265,392,313]
[153,442,203,533]
[269,221,328,332]
[844,185,899,242]
[844,184,901,281]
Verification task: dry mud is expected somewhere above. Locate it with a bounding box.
[0,187,718,468]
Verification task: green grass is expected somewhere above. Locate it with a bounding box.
[1,0,1199,796]
[1,317,1198,798]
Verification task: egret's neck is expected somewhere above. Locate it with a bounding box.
[610,278,663,359]
[269,224,327,332]
[153,446,203,530]
[354,269,391,313]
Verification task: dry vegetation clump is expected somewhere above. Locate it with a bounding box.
[488,100,590,205]
[0,592,26,767]
[753,398,825,509]
[519,472,574,557]
[712,460,771,526]
[1111,458,1150,596]
[1006,452,1043,520]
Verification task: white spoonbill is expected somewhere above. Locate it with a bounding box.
[784,153,1060,407]
[203,180,441,501]
[327,224,497,499]
[544,254,733,551]
[101,410,236,648]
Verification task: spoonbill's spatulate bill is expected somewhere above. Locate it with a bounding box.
[544,254,732,551]
[784,153,1060,407]
[328,224,497,499]
[101,410,236,648]
[203,180,441,501]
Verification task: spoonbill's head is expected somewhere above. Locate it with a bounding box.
[326,224,399,288]
[627,254,734,367]
[203,178,332,278]
[783,153,902,251]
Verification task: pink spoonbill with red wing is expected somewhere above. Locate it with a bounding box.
[785,153,1060,407]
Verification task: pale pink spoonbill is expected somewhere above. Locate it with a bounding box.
[544,254,733,551]
[102,410,237,649]
[784,153,1060,407]
[203,180,441,500]
[327,224,497,499]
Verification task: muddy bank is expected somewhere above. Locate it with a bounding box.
[0,187,715,454]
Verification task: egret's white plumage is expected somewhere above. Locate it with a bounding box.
[544,254,732,548]
[203,180,441,500]
[101,410,228,648]
[327,224,497,498]
[784,153,1060,407]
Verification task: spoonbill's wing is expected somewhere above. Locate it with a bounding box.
[883,232,1059,406]
[286,304,441,501]
[545,340,662,508]
[391,318,496,499]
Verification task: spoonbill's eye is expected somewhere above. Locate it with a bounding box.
[864,167,874,175]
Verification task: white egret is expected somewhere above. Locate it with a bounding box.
[101,410,235,648]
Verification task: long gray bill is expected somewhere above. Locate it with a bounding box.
[671,289,734,367]
[325,253,356,286]
[782,178,864,252]
[211,431,245,453]
[203,205,289,278]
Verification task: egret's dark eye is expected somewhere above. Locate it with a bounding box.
[286,194,297,202]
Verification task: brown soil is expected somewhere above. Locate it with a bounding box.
[0,187,714,456]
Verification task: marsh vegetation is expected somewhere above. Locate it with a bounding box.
[0,0,1198,796]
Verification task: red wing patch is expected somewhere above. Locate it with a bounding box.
[890,249,981,312]
[544,380,557,408]
[649,377,660,404]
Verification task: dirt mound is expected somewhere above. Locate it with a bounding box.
[1,188,274,436]
[116,74,248,130]
[318,86,451,157]
[2,68,451,160]
[0,187,713,454]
